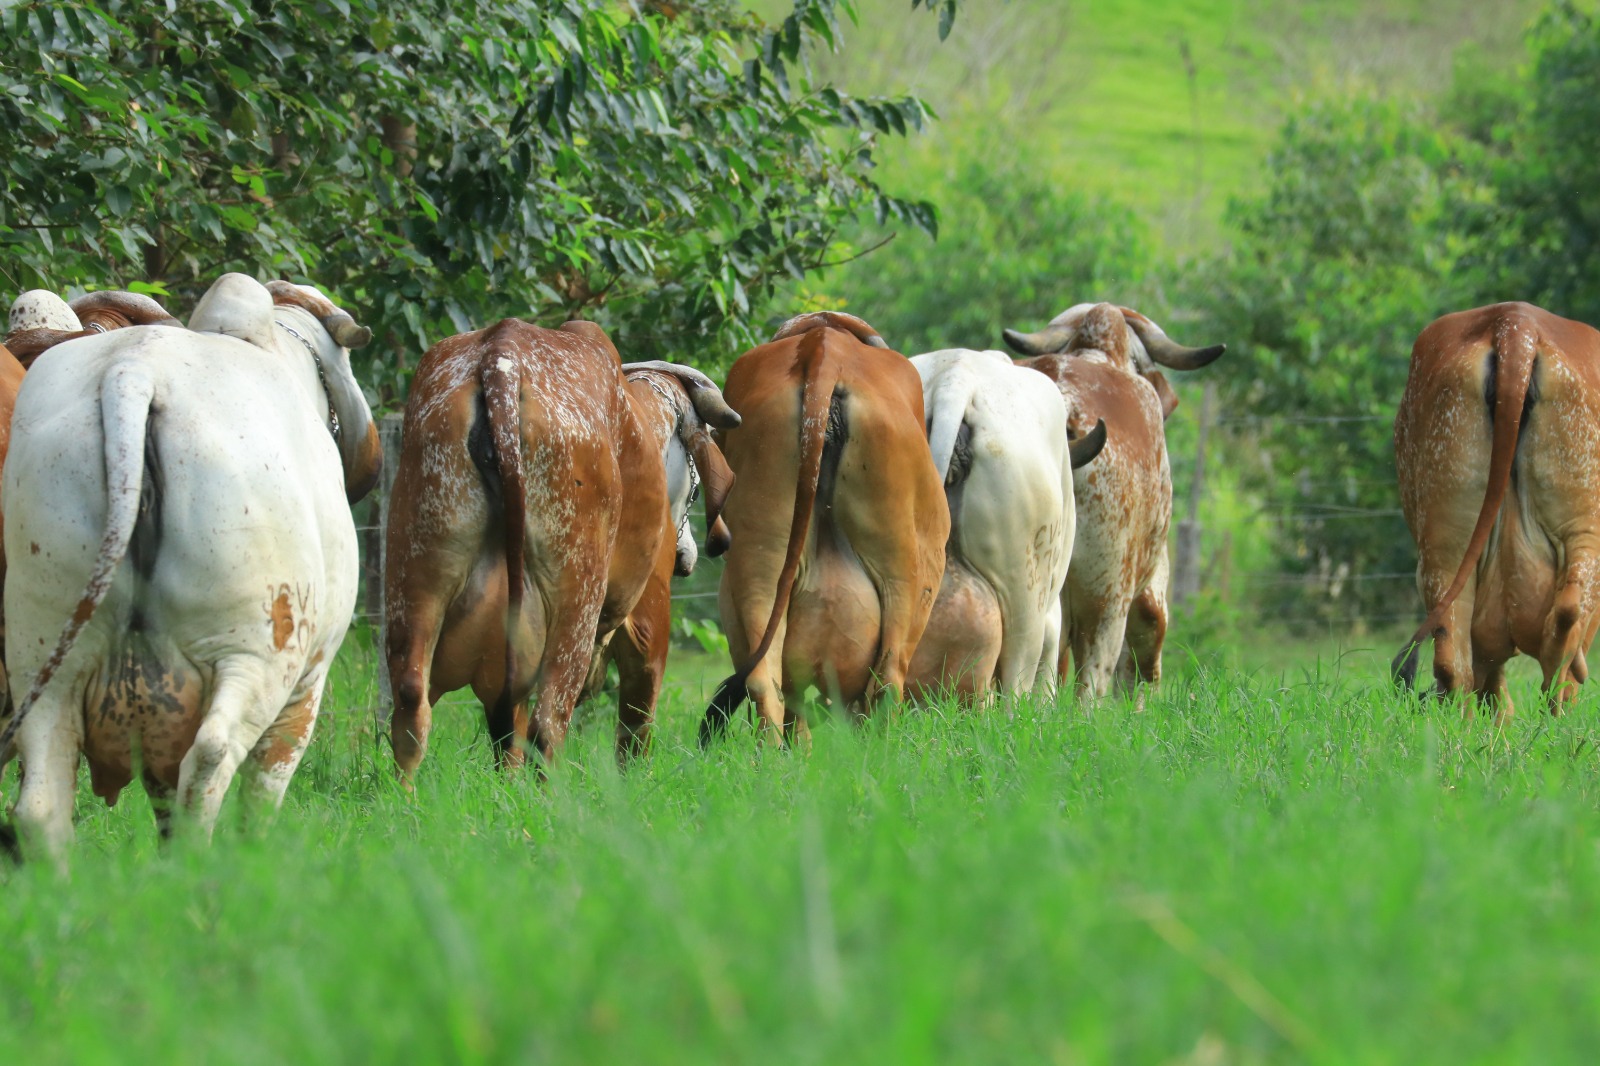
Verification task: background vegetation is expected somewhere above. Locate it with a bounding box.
[11,6,1600,1060]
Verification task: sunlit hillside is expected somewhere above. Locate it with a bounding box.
[760,0,1543,248]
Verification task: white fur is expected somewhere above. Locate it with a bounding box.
[912,348,1076,694]
[3,274,370,858]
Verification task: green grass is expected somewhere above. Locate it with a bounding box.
[5,626,1600,1063]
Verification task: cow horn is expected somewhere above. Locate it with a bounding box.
[323,313,373,349]
[1068,419,1107,469]
[265,280,372,349]
[1123,316,1225,371]
[1003,323,1075,356]
[623,360,742,429]
[69,291,181,328]
[2,328,91,369]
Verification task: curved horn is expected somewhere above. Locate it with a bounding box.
[622,360,742,429]
[69,291,180,328]
[323,313,373,349]
[264,280,372,349]
[1123,316,1226,371]
[1002,323,1075,356]
[1068,418,1107,469]
[2,328,92,369]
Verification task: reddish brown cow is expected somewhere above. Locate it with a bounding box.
[700,312,948,744]
[1393,302,1600,716]
[1005,302,1225,700]
[384,319,738,777]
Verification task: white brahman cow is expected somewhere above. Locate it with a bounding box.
[907,348,1105,700]
[0,273,380,860]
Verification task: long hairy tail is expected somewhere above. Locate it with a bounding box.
[481,353,527,742]
[0,362,153,756]
[1393,314,1538,686]
[700,329,842,745]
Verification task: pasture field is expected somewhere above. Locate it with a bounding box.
[4,630,1600,1064]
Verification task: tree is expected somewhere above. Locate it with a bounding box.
[1459,2,1600,326]
[1187,95,1482,627]
[0,0,949,398]
[817,152,1151,356]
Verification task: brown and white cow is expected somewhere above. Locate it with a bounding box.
[699,312,949,744]
[1393,302,1600,716]
[0,290,177,763]
[384,319,738,779]
[1005,302,1225,700]
[1,274,381,858]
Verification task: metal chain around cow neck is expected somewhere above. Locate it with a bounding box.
[274,318,341,443]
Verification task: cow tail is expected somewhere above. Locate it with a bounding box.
[925,367,976,485]
[701,330,841,745]
[0,363,153,756]
[481,354,527,737]
[1393,315,1538,686]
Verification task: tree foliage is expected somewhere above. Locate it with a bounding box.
[0,0,945,397]
[1189,96,1481,625]
[820,154,1151,356]
[1460,1,1600,325]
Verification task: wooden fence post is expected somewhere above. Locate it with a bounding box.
[372,412,404,716]
[1173,381,1215,608]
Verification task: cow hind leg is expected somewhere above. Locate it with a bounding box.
[525,577,610,766]
[239,680,325,824]
[1539,546,1600,711]
[612,619,662,764]
[388,617,444,785]
[1425,578,1477,701]
[1071,595,1134,704]
[10,701,80,865]
[175,659,280,840]
[743,616,792,744]
[1120,585,1168,710]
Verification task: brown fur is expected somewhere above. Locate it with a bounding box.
[1018,346,1172,699]
[1394,302,1600,717]
[384,319,728,776]
[703,318,948,741]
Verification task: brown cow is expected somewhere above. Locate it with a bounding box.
[699,312,949,744]
[384,319,738,778]
[1005,302,1225,701]
[1393,302,1600,717]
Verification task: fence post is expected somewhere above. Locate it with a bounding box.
[1173,381,1215,608]
[372,411,404,717]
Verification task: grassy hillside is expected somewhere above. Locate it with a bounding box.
[770,0,1543,248]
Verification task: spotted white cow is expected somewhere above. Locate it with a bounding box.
[0,273,381,859]
[1005,301,1226,701]
[907,348,1104,699]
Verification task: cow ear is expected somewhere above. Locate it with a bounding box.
[1146,370,1180,420]
[688,427,735,556]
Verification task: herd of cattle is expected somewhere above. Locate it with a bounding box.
[0,273,1588,860]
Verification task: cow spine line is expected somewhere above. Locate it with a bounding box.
[0,362,155,754]
[700,328,843,743]
[481,352,528,744]
[1393,313,1539,684]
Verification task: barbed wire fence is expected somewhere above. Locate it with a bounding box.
[349,400,1429,678]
